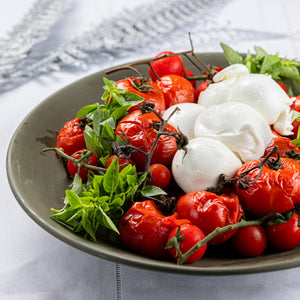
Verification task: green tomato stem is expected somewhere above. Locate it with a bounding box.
[175,212,282,265]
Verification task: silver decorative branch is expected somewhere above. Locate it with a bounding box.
[0,0,294,91]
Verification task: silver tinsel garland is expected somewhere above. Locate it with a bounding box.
[0,0,293,91]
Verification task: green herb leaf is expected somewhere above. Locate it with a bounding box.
[140,185,167,197]
[220,42,243,65]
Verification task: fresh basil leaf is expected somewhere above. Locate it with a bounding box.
[98,205,120,234]
[103,157,119,194]
[140,185,167,197]
[220,42,243,65]
[76,104,99,118]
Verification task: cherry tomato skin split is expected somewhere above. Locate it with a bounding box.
[115,110,179,169]
[116,77,165,115]
[266,212,300,250]
[119,200,191,258]
[176,191,244,245]
[67,150,98,182]
[235,158,300,216]
[105,154,133,171]
[232,225,267,257]
[57,118,87,155]
[149,51,184,81]
[148,164,171,189]
[167,223,207,264]
[156,74,196,109]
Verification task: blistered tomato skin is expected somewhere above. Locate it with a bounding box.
[156,75,196,109]
[57,118,87,155]
[119,200,191,258]
[167,223,207,264]
[176,191,244,245]
[116,77,165,114]
[235,158,300,216]
[266,213,300,250]
[264,136,300,158]
[232,225,267,257]
[115,110,179,170]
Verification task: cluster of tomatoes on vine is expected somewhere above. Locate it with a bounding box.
[53,47,300,265]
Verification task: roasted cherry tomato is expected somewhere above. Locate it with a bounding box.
[290,95,300,139]
[167,223,207,264]
[115,110,179,169]
[196,80,210,99]
[176,191,244,245]
[105,154,133,171]
[184,68,196,89]
[235,158,300,216]
[148,163,171,189]
[264,136,300,158]
[57,118,89,155]
[149,51,184,81]
[156,74,196,109]
[232,225,267,257]
[277,81,288,93]
[195,66,223,99]
[119,200,191,258]
[266,212,300,250]
[116,77,165,114]
[67,149,98,182]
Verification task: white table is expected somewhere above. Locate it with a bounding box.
[2,0,300,299]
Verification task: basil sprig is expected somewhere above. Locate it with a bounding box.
[221,43,300,85]
[51,157,165,241]
[76,77,145,164]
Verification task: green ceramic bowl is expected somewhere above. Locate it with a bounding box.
[6,53,300,275]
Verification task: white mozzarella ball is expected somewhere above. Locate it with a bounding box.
[172,137,242,193]
[162,103,205,139]
[193,102,274,162]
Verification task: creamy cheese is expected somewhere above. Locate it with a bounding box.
[172,137,242,193]
[162,103,205,139]
[193,102,274,162]
[198,64,293,135]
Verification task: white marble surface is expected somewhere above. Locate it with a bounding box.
[2,0,300,299]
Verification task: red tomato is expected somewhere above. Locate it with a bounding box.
[195,66,223,99]
[156,74,196,109]
[57,118,89,155]
[148,163,171,189]
[196,80,210,99]
[264,136,300,158]
[115,110,179,169]
[119,200,191,258]
[116,77,165,114]
[105,154,133,171]
[167,223,207,264]
[232,225,267,257]
[290,95,300,139]
[67,150,98,182]
[176,191,244,245]
[148,51,184,81]
[184,68,196,89]
[266,212,300,250]
[277,81,288,93]
[235,158,300,216]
